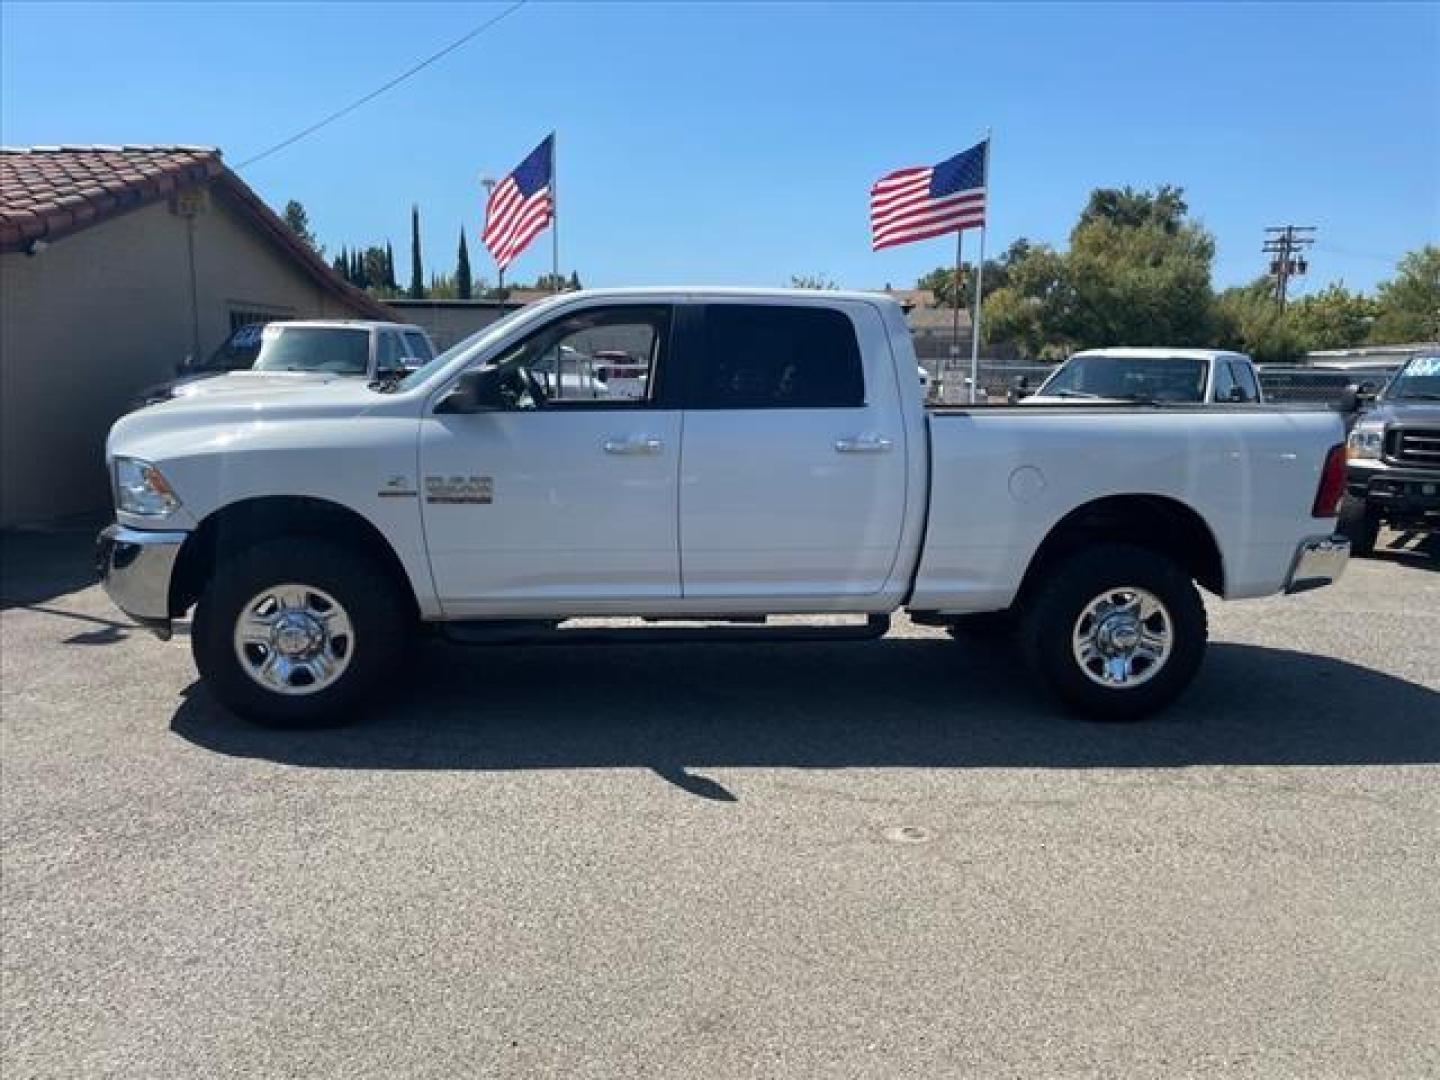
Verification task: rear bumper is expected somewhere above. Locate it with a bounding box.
[1284,534,1349,595]
[95,525,187,639]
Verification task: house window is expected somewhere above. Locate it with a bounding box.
[229,307,292,334]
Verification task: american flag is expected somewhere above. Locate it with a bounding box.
[483,134,554,272]
[870,140,988,251]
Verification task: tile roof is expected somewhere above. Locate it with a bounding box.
[1,144,387,317]
[0,144,222,250]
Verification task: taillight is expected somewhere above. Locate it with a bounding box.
[1311,443,1346,517]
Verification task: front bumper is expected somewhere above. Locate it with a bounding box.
[1284,534,1350,595]
[1345,462,1440,517]
[95,525,188,639]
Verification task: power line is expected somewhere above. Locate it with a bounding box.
[1263,225,1316,308]
[236,0,529,170]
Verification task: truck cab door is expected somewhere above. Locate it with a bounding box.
[678,300,909,604]
[419,304,682,616]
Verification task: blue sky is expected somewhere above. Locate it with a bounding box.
[3,2,1436,294]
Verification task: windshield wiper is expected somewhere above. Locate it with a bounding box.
[1054,388,1100,398]
[1395,392,1440,401]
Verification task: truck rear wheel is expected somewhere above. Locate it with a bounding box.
[1020,543,1207,721]
[191,538,410,727]
[1337,495,1379,557]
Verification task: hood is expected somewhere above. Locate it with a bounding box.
[1367,398,1440,425]
[169,370,356,397]
[109,378,398,462]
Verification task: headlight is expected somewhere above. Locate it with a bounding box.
[1345,422,1385,461]
[114,457,181,517]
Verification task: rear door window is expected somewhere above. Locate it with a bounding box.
[691,304,865,409]
[1211,361,1239,403]
[403,331,435,362]
[376,331,408,374]
[1229,361,1260,403]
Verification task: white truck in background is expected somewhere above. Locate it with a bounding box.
[98,289,1349,727]
[1019,348,1264,405]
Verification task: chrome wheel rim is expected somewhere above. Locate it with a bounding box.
[232,583,354,696]
[1071,587,1173,689]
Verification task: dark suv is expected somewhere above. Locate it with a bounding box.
[1339,353,1440,555]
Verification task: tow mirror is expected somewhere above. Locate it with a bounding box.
[437,368,506,414]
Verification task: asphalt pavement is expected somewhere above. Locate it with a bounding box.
[2,527,1437,1078]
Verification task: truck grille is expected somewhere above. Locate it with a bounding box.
[1385,426,1440,469]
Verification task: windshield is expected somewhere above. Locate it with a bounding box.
[198,323,265,370]
[254,326,370,374]
[1040,355,1207,402]
[1384,354,1440,400]
[395,306,535,390]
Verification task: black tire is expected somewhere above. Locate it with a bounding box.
[1020,543,1207,721]
[1337,495,1379,557]
[191,537,411,727]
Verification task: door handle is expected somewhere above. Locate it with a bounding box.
[602,436,664,455]
[834,435,894,453]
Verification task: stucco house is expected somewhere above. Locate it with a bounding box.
[0,145,386,527]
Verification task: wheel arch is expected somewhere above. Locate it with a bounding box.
[169,495,421,621]
[1016,494,1226,604]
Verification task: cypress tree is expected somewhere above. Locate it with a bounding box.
[385,241,397,289]
[332,247,347,279]
[456,229,473,299]
[409,205,425,299]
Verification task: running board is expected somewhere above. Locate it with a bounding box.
[440,614,890,647]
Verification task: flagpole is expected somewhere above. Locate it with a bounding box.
[952,228,964,402]
[551,130,560,292]
[968,130,991,405]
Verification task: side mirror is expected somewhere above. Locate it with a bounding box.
[1357,380,1378,399]
[1337,385,1360,414]
[437,368,506,414]
[1228,386,1246,403]
[1009,375,1033,402]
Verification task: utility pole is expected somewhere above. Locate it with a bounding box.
[1263,225,1315,308]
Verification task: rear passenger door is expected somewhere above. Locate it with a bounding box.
[678,301,908,601]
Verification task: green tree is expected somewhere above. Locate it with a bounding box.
[283,199,322,254]
[408,205,425,299]
[362,245,390,294]
[331,246,348,281]
[1077,185,1189,235]
[428,271,457,299]
[916,265,970,309]
[1369,246,1440,343]
[1059,184,1216,348]
[385,241,397,290]
[1289,284,1378,351]
[534,272,575,292]
[456,229,473,299]
[1213,278,1304,364]
[789,273,838,290]
[981,242,1069,356]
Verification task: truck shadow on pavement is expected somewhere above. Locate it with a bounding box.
[170,638,1440,799]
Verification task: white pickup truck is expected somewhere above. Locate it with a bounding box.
[1020,348,1265,405]
[97,288,1350,726]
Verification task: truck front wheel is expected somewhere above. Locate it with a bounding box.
[191,538,410,727]
[1337,495,1379,557]
[1020,543,1207,721]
